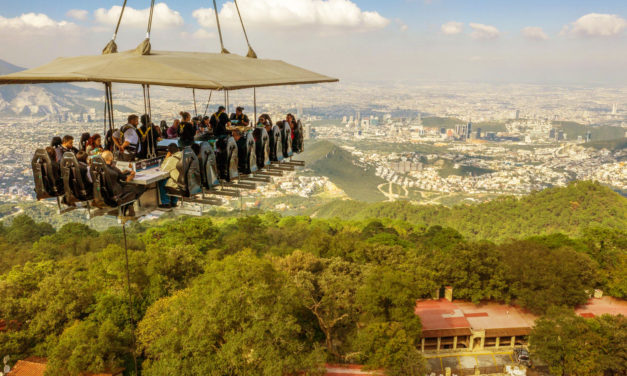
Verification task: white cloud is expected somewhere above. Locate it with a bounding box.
[66,9,88,21]
[0,13,76,31]
[522,26,548,41]
[94,3,184,30]
[441,21,463,35]
[469,23,500,40]
[563,13,627,37]
[193,0,389,32]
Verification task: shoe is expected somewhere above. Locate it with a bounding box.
[158,204,171,209]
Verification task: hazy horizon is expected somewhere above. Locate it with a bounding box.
[0,1,627,85]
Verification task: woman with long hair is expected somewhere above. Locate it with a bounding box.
[85,134,103,155]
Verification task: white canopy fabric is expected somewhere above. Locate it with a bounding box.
[0,50,338,90]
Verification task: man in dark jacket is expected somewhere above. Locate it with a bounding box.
[102,151,145,216]
[210,106,231,137]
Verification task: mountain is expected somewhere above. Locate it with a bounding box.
[0,58,103,116]
[307,180,627,241]
[299,140,386,202]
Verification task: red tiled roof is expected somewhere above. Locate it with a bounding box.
[7,358,47,376]
[325,364,384,375]
[7,358,123,376]
[414,299,471,331]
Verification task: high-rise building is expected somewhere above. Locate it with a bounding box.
[304,123,311,140]
[515,110,520,120]
[585,131,592,143]
[612,103,618,115]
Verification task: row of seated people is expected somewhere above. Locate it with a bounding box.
[33,147,145,217]
[35,121,299,214]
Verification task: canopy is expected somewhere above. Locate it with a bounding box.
[0,50,338,90]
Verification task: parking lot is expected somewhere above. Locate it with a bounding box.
[425,351,515,374]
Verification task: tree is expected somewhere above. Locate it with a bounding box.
[353,265,429,375]
[501,241,596,313]
[46,319,129,376]
[353,322,426,376]
[138,252,324,376]
[278,251,362,359]
[530,307,602,376]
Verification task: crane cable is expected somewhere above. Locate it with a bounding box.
[136,0,156,55]
[213,0,230,54]
[233,0,257,58]
[203,90,214,117]
[102,0,128,54]
[122,223,139,376]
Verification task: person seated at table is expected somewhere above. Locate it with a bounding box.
[210,106,231,137]
[178,112,196,147]
[118,114,141,161]
[85,134,103,155]
[75,151,93,191]
[101,151,145,217]
[55,135,78,162]
[160,120,168,136]
[167,119,180,139]
[286,114,297,140]
[157,143,182,208]
[230,106,250,127]
[79,133,90,152]
[196,116,212,140]
[51,136,62,149]
[232,129,248,173]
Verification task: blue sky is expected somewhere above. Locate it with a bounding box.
[1,1,626,84]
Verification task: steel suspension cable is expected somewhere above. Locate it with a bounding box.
[213,0,230,54]
[234,0,257,58]
[103,0,128,54]
[193,89,198,118]
[203,90,214,117]
[122,223,139,376]
[146,0,156,38]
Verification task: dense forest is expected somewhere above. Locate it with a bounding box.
[308,181,627,241]
[0,181,625,375]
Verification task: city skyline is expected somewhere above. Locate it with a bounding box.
[0,1,627,84]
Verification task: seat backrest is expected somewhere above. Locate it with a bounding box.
[90,155,117,207]
[31,148,63,199]
[175,147,202,197]
[281,125,293,158]
[271,125,283,161]
[226,136,239,180]
[199,141,220,188]
[246,131,258,173]
[293,120,304,153]
[61,152,91,204]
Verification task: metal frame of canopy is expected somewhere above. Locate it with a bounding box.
[0,50,338,158]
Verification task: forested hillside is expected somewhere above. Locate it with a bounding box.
[299,141,386,202]
[308,181,627,241]
[0,205,624,375]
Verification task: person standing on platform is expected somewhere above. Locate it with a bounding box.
[178,111,196,147]
[230,106,250,127]
[118,115,141,161]
[210,106,231,137]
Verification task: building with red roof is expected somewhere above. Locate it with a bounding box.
[415,287,627,353]
[7,358,123,376]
